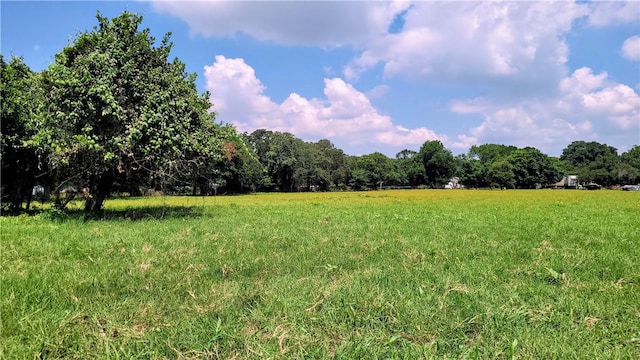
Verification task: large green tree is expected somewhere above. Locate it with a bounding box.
[244,129,305,191]
[458,144,518,188]
[418,140,455,188]
[560,141,619,186]
[213,126,267,194]
[32,12,222,215]
[458,144,563,188]
[0,55,43,213]
[468,144,518,163]
[313,139,349,191]
[506,147,563,188]
[346,152,399,190]
[617,146,640,185]
[455,154,487,188]
[396,149,425,187]
[578,153,619,186]
[486,159,516,189]
[560,141,617,169]
[293,139,349,191]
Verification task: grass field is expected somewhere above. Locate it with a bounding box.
[1,190,639,359]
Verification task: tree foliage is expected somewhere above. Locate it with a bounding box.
[348,152,399,190]
[618,146,640,185]
[32,12,222,215]
[560,141,618,169]
[469,144,517,163]
[486,159,516,189]
[506,147,562,188]
[418,141,455,187]
[560,141,620,186]
[455,154,483,188]
[0,55,42,213]
[396,149,426,187]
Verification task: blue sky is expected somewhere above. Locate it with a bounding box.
[2,1,639,157]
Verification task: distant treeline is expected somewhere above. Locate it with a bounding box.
[240,133,639,193]
[2,12,638,216]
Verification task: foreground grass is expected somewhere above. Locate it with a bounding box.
[2,190,639,358]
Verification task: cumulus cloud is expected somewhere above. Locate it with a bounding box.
[344,1,588,90]
[365,84,389,100]
[621,35,640,61]
[451,134,479,150]
[586,1,640,27]
[151,1,635,94]
[466,107,593,152]
[152,1,639,154]
[205,56,276,118]
[151,1,635,86]
[451,67,640,154]
[560,68,640,133]
[204,56,444,152]
[559,67,608,95]
[150,1,409,47]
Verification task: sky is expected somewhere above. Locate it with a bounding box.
[2,1,639,157]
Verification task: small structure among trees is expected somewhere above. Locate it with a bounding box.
[550,175,579,189]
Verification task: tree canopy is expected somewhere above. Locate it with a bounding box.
[1,55,42,212]
[418,141,456,188]
[31,12,224,215]
[560,141,624,187]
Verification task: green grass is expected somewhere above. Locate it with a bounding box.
[2,190,639,358]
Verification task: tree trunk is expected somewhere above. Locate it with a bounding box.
[84,171,114,219]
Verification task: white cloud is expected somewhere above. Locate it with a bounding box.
[344,1,588,90]
[151,1,637,87]
[583,84,638,114]
[466,107,593,151]
[559,67,608,95]
[365,84,389,100]
[587,1,640,27]
[151,1,591,90]
[204,56,444,151]
[621,35,640,61]
[449,98,492,115]
[150,1,409,47]
[204,56,276,119]
[152,1,637,97]
[153,1,639,154]
[451,67,640,154]
[560,68,640,132]
[582,84,640,129]
[376,126,443,147]
[451,134,479,150]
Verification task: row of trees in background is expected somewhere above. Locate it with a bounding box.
[2,12,639,216]
[242,133,639,192]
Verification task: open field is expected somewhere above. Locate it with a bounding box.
[1,190,639,359]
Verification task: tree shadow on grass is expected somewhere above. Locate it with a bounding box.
[38,205,208,222]
[96,205,208,221]
[104,205,207,221]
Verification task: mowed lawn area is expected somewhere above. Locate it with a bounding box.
[2,190,639,358]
